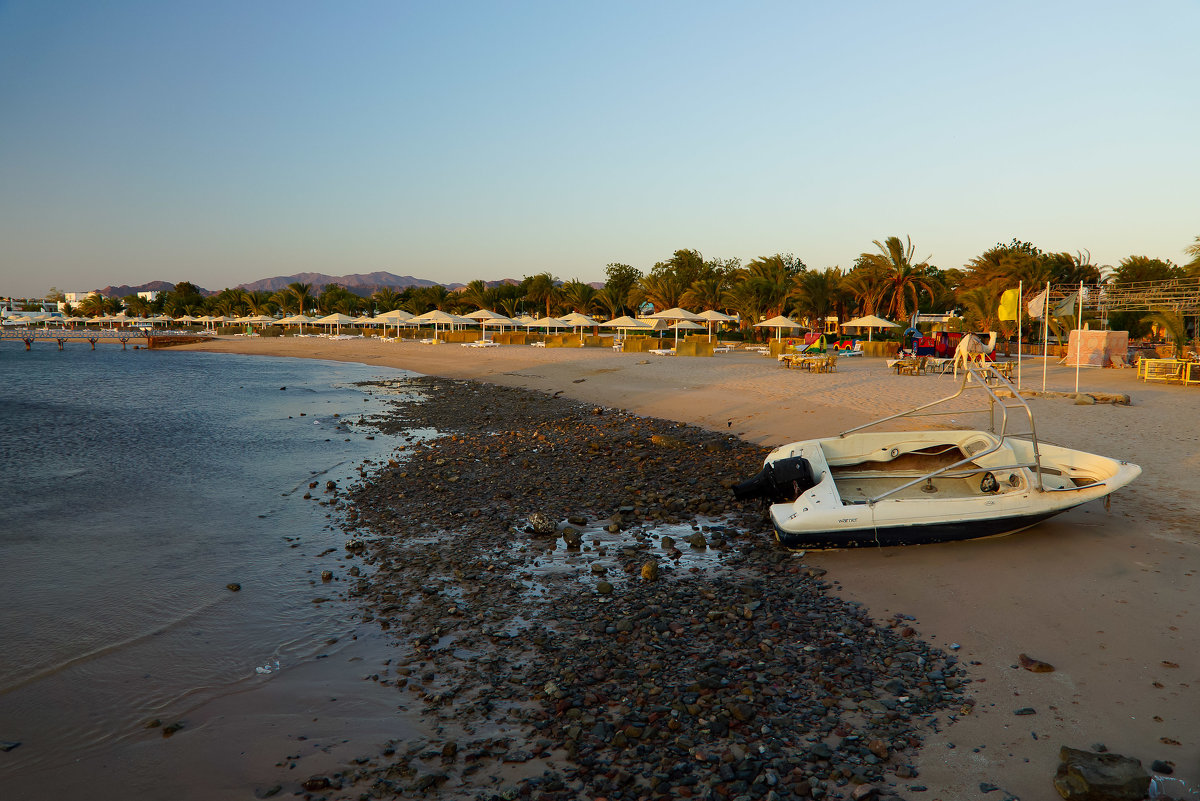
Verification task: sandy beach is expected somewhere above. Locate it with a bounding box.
[181,336,1200,799]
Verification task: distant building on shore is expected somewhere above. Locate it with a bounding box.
[1,298,61,314]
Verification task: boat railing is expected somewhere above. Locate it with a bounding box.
[838,361,1046,504]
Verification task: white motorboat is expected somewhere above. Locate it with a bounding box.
[734,363,1141,548]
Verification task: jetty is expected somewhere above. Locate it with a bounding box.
[0,329,215,351]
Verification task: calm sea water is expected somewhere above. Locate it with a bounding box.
[0,344,411,789]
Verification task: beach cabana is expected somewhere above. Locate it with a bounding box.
[754,314,803,341]
[841,314,898,342]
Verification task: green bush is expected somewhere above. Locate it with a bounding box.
[256,326,283,337]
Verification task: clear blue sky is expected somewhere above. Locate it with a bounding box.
[1,0,1196,297]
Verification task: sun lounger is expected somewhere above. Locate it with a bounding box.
[650,348,675,356]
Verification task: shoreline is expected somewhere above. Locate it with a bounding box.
[174,336,1200,798]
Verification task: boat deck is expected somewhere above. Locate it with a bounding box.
[833,472,1004,503]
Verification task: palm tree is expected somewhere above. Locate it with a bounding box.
[79,293,106,317]
[212,289,248,317]
[638,273,684,312]
[333,295,361,316]
[458,280,493,311]
[721,282,764,336]
[245,290,276,316]
[558,280,597,314]
[1184,236,1200,277]
[405,285,450,314]
[524,273,558,317]
[287,282,314,315]
[1143,308,1189,358]
[680,276,728,311]
[271,290,296,314]
[742,255,798,318]
[857,236,935,321]
[497,296,522,318]
[371,287,401,313]
[164,295,190,317]
[957,286,1000,332]
[788,268,843,327]
[839,262,887,316]
[124,295,151,318]
[592,286,627,319]
[317,284,361,315]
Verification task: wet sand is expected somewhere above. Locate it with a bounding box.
[182,335,1200,798]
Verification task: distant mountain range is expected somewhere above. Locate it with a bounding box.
[237,271,463,294]
[96,272,522,298]
[95,280,181,298]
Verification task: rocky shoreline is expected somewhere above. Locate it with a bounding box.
[299,376,971,801]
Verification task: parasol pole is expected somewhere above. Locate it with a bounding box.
[1074,279,1083,394]
[1042,281,1050,391]
[1016,280,1022,389]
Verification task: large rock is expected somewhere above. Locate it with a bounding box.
[1054,746,1150,800]
[561,528,582,549]
[526,512,556,536]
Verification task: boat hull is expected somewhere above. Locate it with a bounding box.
[773,509,1063,549]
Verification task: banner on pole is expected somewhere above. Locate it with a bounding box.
[1026,289,1048,320]
[998,288,1020,321]
[1054,292,1078,318]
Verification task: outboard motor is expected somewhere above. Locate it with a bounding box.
[733,456,817,504]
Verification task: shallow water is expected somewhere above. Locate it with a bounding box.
[0,344,411,785]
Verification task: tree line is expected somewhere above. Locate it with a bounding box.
[58,235,1200,338]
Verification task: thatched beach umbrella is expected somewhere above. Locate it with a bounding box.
[599,315,650,343]
[559,311,599,336]
[668,319,705,346]
[754,314,803,341]
[313,312,357,335]
[841,314,898,342]
[696,309,735,341]
[375,309,414,338]
[409,309,474,341]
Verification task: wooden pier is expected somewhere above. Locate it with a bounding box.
[0,329,215,351]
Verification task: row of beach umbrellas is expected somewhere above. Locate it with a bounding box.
[4,307,900,341]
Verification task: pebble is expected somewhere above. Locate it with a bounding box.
[329,377,971,800]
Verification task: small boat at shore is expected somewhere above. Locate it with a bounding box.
[734,363,1141,549]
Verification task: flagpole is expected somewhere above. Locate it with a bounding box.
[1074,279,1083,394]
[1042,281,1050,392]
[1016,280,1022,389]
